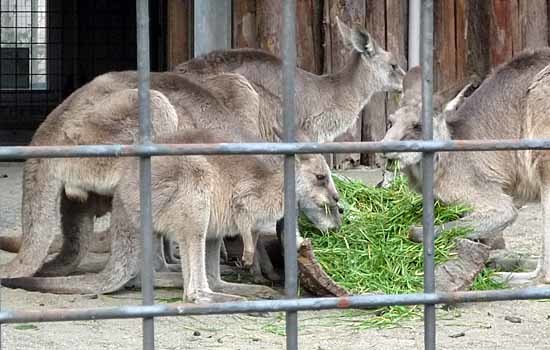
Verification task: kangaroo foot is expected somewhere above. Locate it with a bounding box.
[493,258,544,286]
[249,268,271,285]
[265,270,281,282]
[186,289,245,304]
[211,280,282,300]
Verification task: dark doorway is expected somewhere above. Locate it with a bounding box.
[0,0,167,145]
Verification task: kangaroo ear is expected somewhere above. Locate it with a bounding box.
[335,16,353,47]
[352,29,376,56]
[272,125,284,141]
[272,125,311,143]
[399,66,422,105]
[336,16,376,56]
[294,129,311,143]
[443,75,481,118]
[443,85,470,113]
[403,66,422,94]
[296,153,314,164]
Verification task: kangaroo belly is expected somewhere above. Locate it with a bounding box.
[514,150,542,203]
[61,158,122,201]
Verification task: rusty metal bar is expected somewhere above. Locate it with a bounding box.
[421,0,436,348]
[136,0,155,349]
[2,138,550,160]
[282,0,298,348]
[1,287,550,324]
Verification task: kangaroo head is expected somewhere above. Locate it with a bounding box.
[272,126,343,232]
[336,16,405,93]
[296,153,343,232]
[381,66,480,167]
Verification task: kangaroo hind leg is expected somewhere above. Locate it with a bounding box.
[2,195,140,294]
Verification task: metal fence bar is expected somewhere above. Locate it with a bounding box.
[0,260,2,350]
[193,0,231,56]
[0,281,2,350]
[421,0,436,349]
[2,138,550,160]
[282,0,298,349]
[1,287,550,324]
[136,0,155,349]
[0,2,549,348]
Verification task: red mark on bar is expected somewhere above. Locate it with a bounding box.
[337,298,351,308]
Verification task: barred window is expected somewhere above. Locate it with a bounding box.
[0,0,47,90]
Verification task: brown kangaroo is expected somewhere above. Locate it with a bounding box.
[175,17,405,143]
[1,16,404,288]
[3,129,342,302]
[382,48,550,285]
[0,71,261,280]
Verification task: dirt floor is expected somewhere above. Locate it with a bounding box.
[1,161,550,350]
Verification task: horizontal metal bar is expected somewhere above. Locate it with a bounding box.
[1,138,550,160]
[0,287,549,324]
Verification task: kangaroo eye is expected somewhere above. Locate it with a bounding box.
[391,63,398,70]
[316,174,326,181]
[413,124,422,132]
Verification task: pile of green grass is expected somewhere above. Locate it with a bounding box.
[299,174,503,327]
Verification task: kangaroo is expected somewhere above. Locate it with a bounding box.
[381,48,550,285]
[174,16,403,281]
[3,129,343,302]
[0,70,262,280]
[0,229,110,255]
[1,16,403,285]
[1,16,403,283]
[175,16,405,143]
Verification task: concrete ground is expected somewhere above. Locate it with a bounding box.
[1,162,550,350]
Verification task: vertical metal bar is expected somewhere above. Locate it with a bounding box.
[421,0,436,349]
[282,0,298,349]
[408,0,421,67]
[193,0,231,56]
[136,0,155,349]
[0,9,5,348]
[0,272,2,350]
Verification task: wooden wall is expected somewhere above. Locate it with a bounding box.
[166,0,550,168]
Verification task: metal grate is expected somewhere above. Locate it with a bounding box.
[1,1,550,350]
[0,0,48,90]
[0,47,30,89]
[0,0,165,145]
[0,0,50,145]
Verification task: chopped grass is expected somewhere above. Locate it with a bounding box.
[471,268,506,291]
[156,296,182,304]
[299,174,503,328]
[14,324,38,331]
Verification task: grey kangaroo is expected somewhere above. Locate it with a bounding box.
[0,16,404,285]
[175,16,405,144]
[3,128,343,302]
[0,71,262,281]
[0,15,404,290]
[382,48,550,284]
